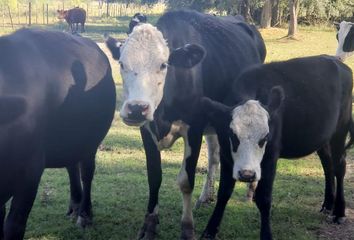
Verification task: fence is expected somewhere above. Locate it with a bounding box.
[0,2,165,29]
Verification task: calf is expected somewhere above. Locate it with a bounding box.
[335,21,354,61]
[0,29,116,239]
[57,7,86,33]
[201,55,353,239]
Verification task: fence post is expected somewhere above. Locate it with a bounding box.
[17,3,20,25]
[28,2,31,26]
[7,5,13,29]
[42,3,44,24]
[46,4,48,25]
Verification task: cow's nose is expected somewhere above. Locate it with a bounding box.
[238,170,256,182]
[126,102,150,122]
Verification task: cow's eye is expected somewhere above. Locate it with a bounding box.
[119,62,124,70]
[160,63,167,71]
[258,134,269,148]
[230,132,240,152]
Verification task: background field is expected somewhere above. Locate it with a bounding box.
[2,10,354,240]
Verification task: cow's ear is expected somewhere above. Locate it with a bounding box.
[334,22,340,31]
[201,97,231,127]
[267,86,284,118]
[105,36,122,60]
[0,96,26,125]
[343,26,354,52]
[168,44,206,68]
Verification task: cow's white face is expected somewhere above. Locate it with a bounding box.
[336,21,354,62]
[106,23,206,127]
[229,100,269,181]
[118,24,169,126]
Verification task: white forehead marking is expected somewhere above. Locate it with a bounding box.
[120,24,169,69]
[230,100,269,139]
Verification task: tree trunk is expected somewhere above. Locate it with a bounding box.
[287,0,299,37]
[239,0,254,23]
[271,0,279,27]
[260,0,272,28]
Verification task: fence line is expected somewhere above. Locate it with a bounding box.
[0,2,165,28]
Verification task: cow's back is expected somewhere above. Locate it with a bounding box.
[231,55,353,157]
[156,10,265,103]
[0,29,116,168]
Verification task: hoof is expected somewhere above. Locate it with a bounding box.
[333,216,347,224]
[137,213,159,240]
[66,201,80,219]
[320,207,332,215]
[200,231,216,240]
[76,214,93,228]
[180,221,195,240]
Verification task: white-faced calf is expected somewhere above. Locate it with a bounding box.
[201,55,354,240]
[335,21,354,61]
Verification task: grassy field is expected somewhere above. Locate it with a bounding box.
[2,16,354,240]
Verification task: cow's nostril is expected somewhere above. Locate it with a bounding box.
[238,170,256,182]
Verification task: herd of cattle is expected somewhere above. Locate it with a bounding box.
[0,8,354,240]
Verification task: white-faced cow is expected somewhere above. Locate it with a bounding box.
[106,10,266,239]
[201,55,353,239]
[0,29,116,239]
[335,21,354,61]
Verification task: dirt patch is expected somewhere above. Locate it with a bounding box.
[317,158,354,240]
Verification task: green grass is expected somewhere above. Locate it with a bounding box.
[1,18,354,240]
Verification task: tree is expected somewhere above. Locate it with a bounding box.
[260,0,272,28]
[288,0,299,37]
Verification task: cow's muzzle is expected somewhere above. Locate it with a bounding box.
[121,101,150,126]
[238,170,256,182]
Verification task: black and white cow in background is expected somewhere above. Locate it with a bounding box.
[201,55,354,239]
[106,10,266,239]
[335,21,354,61]
[0,29,116,239]
[127,12,147,34]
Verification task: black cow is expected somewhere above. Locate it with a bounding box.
[57,7,86,33]
[106,10,266,239]
[0,29,116,239]
[335,21,354,61]
[127,13,147,34]
[201,55,353,239]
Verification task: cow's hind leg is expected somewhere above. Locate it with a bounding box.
[4,151,44,240]
[81,22,85,32]
[317,144,335,214]
[178,129,202,240]
[330,133,347,223]
[76,152,96,228]
[196,135,219,209]
[66,164,82,219]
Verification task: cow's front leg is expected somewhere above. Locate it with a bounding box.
[196,135,219,209]
[66,164,82,219]
[254,151,278,240]
[179,128,203,240]
[138,127,162,240]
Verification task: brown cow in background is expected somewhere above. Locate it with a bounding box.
[57,7,86,33]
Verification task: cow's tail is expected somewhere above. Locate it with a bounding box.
[345,118,354,150]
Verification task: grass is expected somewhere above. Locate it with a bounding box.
[1,17,354,240]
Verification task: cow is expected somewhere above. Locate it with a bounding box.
[200,55,354,239]
[335,21,354,61]
[127,13,147,34]
[105,10,266,239]
[0,28,116,240]
[57,7,86,34]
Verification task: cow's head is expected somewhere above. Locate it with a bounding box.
[202,87,284,182]
[106,24,205,126]
[127,13,147,34]
[57,10,68,20]
[335,21,354,61]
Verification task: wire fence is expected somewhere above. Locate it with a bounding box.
[0,2,165,29]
